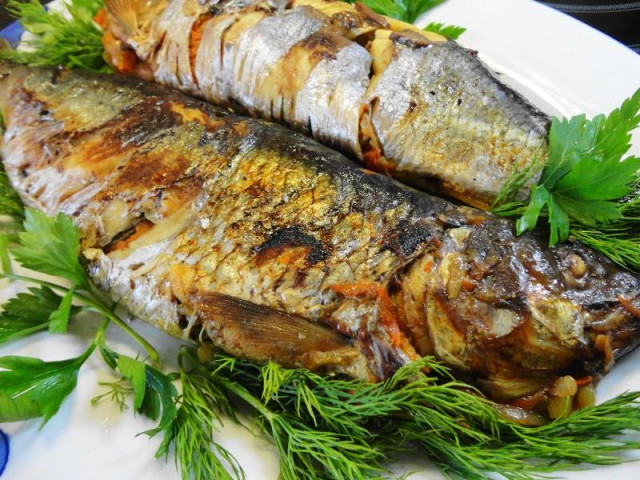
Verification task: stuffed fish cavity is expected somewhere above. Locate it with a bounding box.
[1,64,639,406]
[101,0,550,209]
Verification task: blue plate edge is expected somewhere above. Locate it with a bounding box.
[0,428,9,477]
[0,21,24,48]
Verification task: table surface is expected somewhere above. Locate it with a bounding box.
[0,0,639,54]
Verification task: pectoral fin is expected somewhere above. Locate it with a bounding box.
[186,291,375,380]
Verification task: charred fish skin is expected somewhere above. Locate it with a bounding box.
[101,0,549,208]
[0,64,638,401]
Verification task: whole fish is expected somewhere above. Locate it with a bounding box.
[0,64,638,407]
[100,0,550,209]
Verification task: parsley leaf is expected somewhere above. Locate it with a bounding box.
[0,286,63,344]
[12,208,89,289]
[0,163,25,225]
[0,345,93,424]
[99,345,178,429]
[48,287,75,334]
[142,365,179,431]
[117,354,146,410]
[423,22,466,39]
[496,88,640,250]
[346,0,446,23]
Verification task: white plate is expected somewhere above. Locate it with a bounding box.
[2,0,640,478]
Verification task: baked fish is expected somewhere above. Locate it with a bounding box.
[0,64,638,406]
[99,0,550,209]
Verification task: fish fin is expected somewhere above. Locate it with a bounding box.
[185,290,373,379]
[105,0,139,37]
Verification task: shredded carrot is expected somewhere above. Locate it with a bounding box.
[595,334,614,373]
[618,296,640,318]
[574,376,593,388]
[189,15,213,84]
[329,281,380,300]
[329,281,407,349]
[461,278,476,292]
[512,390,547,411]
[101,31,139,74]
[423,257,434,273]
[93,9,107,28]
[105,220,154,253]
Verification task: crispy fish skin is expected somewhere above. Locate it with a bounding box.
[101,0,550,209]
[0,64,638,401]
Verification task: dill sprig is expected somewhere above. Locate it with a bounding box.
[91,379,135,412]
[154,351,244,480]
[201,352,640,480]
[0,0,110,73]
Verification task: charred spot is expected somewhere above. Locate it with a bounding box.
[389,31,432,49]
[408,101,418,112]
[301,31,339,62]
[245,183,265,198]
[383,220,433,258]
[457,98,462,106]
[253,226,329,266]
[331,11,362,30]
[209,4,223,15]
[50,67,64,85]
[584,300,621,312]
[177,313,189,330]
[198,132,210,147]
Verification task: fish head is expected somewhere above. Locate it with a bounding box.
[400,209,640,402]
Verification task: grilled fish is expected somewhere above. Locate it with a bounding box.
[0,63,638,405]
[100,0,550,209]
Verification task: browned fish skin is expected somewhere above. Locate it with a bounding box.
[0,64,638,402]
[101,0,550,209]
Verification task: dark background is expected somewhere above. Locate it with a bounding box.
[0,0,639,53]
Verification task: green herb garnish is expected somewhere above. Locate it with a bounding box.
[423,21,466,39]
[342,0,445,23]
[2,1,640,480]
[154,351,244,480]
[0,286,70,344]
[492,89,640,270]
[0,0,111,73]
[0,344,94,425]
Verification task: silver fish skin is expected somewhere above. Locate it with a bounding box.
[101,0,549,209]
[0,64,638,406]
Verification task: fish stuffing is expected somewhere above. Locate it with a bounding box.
[99,0,550,209]
[0,64,638,406]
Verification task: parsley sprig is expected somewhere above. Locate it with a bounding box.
[492,88,640,270]
[0,206,177,427]
[343,0,446,23]
[423,21,466,39]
